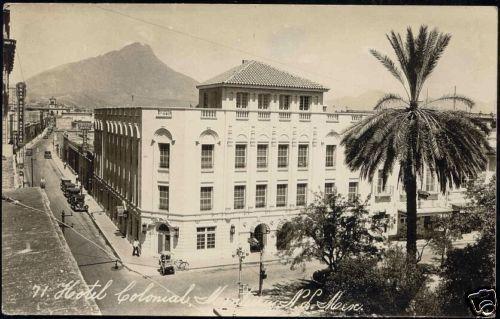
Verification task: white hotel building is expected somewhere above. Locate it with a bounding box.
[92,60,496,268]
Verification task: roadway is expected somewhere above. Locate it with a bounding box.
[22,134,317,316]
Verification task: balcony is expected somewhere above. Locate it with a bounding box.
[351,115,363,122]
[326,114,339,122]
[258,111,271,121]
[200,109,217,119]
[236,111,249,120]
[299,113,311,121]
[279,112,291,121]
[156,109,172,119]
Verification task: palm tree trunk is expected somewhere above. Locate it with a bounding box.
[405,172,418,265]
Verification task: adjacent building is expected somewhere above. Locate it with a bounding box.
[2,9,16,157]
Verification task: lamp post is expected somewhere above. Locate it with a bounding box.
[232,246,248,303]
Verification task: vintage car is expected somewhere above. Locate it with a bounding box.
[44,150,52,158]
[68,194,85,206]
[71,200,88,212]
[60,179,72,190]
[64,187,80,198]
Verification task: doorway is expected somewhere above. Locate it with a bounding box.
[157,224,171,253]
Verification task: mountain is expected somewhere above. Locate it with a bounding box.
[327,90,496,114]
[26,42,199,109]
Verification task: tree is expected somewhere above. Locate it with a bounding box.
[341,25,492,264]
[280,191,388,272]
[434,174,496,315]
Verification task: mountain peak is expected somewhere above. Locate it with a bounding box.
[26,43,199,109]
[120,42,153,52]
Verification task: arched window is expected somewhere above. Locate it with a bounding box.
[250,224,269,253]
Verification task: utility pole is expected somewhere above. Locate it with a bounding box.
[31,155,34,187]
[453,86,456,110]
[60,210,73,234]
[258,248,266,296]
[61,210,65,234]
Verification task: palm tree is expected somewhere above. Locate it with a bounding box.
[341,25,492,264]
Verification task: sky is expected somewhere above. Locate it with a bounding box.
[7,4,498,110]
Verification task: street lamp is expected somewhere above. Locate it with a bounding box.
[232,246,249,303]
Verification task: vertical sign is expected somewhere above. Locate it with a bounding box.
[77,121,92,154]
[16,82,26,145]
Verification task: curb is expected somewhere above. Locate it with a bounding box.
[50,152,123,263]
[86,211,122,262]
[39,188,102,315]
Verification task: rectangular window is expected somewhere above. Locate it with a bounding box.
[276,184,288,207]
[299,96,311,111]
[158,185,169,210]
[296,183,307,206]
[325,145,336,168]
[298,144,309,168]
[197,226,216,250]
[200,187,213,211]
[348,182,358,202]
[234,185,246,209]
[279,95,290,110]
[257,144,268,169]
[425,169,435,192]
[235,144,247,169]
[325,182,335,198]
[377,170,387,194]
[278,144,289,168]
[236,92,248,109]
[201,144,214,169]
[255,184,267,208]
[159,143,170,169]
[258,94,270,109]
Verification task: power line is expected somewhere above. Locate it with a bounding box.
[93,5,337,84]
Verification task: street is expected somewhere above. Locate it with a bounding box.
[22,134,319,315]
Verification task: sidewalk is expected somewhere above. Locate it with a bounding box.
[50,149,162,276]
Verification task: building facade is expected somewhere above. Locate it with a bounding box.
[2,9,16,157]
[62,133,95,193]
[92,60,497,268]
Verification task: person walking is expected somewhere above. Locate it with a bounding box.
[133,238,140,256]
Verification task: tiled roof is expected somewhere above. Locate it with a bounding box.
[198,60,329,91]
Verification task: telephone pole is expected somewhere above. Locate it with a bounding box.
[453,86,456,110]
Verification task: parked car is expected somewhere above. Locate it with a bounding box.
[64,187,80,198]
[71,201,89,212]
[60,178,72,190]
[44,150,52,158]
[68,194,85,206]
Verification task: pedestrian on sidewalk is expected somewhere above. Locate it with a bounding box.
[64,162,67,170]
[133,238,140,256]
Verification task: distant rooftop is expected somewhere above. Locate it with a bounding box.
[198,60,329,91]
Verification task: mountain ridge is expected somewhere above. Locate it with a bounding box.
[26,42,199,109]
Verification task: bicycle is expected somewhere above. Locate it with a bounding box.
[173,259,190,271]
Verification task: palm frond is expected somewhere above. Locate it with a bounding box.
[426,94,475,109]
[373,93,409,110]
[370,49,407,93]
[421,32,451,82]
